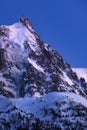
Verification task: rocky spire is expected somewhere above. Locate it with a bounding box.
[20,16,33,30]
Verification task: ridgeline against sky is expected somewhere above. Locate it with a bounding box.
[0,0,87,67]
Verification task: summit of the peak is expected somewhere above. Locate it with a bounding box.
[20,16,33,30]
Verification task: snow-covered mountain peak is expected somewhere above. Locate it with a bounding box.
[0,17,87,129]
[0,17,40,52]
[20,16,34,31]
[0,17,87,98]
[5,22,38,51]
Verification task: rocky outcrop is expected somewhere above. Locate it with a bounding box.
[0,26,9,38]
[20,16,33,30]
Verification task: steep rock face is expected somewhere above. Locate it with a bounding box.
[0,17,87,98]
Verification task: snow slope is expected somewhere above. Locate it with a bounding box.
[28,58,44,73]
[0,91,87,129]
[0,96,11,112]
[10,92,87,120]
[6,22,38,51]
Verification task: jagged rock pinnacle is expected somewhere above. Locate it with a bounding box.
[20,16,33,29]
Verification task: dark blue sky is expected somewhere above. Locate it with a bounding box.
[0,0,87,67]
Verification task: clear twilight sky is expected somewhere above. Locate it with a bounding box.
[0,0,87,67]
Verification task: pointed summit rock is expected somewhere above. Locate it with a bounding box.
[20,16,33,30]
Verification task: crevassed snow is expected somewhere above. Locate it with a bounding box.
[72,68,87,82]
[62,71,73,85]
[28,58,44,73]
[6,22,38,51]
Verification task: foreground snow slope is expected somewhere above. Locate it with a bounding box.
[11,92,87,118]
[0,92,87,130]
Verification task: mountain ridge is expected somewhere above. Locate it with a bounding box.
[0,17,87,129]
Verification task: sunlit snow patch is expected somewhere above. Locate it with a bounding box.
[6,22,38,51]
[28,58,44,73]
